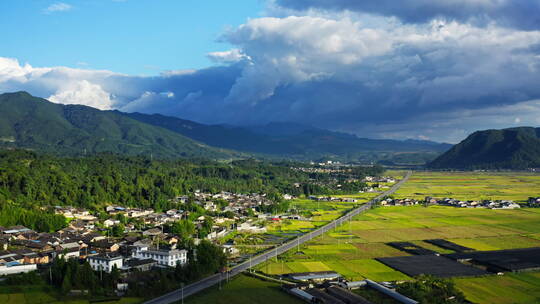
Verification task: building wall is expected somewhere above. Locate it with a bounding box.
[133,250,187,267]
[89,258,123,273]
[0,264,37,275]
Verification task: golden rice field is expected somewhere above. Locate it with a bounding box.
[394,171,540,201]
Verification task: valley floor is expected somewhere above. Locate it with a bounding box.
[243,171,540,304]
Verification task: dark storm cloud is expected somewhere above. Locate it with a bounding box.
[276,0,540,30]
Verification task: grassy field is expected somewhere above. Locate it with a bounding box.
[454,272,540,304]
[185,274,302,304]
[394,171,540,201]
[0,285,142,304]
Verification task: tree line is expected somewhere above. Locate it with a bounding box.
[0,150,382,210]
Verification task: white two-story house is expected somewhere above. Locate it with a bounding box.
[132,246,187,267]
[88,255,123,273]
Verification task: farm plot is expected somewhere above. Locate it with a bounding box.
[386,242,437,255]
[376,255,488,278]
[446,247,540,272]
[424,239,473,252]
[454,272,540,304]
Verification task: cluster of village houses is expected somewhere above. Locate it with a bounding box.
[0,191,304,277]
[0,222,188,277]
[380,197,522,209]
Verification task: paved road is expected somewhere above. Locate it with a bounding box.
[144,171,412,304]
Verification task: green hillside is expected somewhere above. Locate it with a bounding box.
[429,127,540,169]
[0,92,237,159]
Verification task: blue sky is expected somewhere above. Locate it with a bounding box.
[0,0,262,74]
[1,0,540,142]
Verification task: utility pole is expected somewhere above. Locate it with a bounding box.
[181,283,184,304]
[350,217,352,243]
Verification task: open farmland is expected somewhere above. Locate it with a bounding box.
[259,205,540,281]
[394,171,540,201]
[255,170,540,303]
[266,193,379,236]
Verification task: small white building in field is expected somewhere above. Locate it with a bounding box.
[88,255,123,273]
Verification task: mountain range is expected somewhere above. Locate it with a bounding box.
[122,112,452,160]
[429,127,540,169]
[0,91,451,162]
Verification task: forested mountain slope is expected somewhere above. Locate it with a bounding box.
[429,127,540,169]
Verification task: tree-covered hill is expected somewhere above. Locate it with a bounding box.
[428,127,540,169]
[0,92,238,159]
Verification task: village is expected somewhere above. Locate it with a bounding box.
[379,196,524,209]
[0,189,304,285]
[0,179,386,293]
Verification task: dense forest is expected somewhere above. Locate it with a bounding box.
[0,150,383,212]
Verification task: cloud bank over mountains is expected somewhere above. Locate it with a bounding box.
[1,1,540,142]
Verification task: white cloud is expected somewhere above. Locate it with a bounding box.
[43,2,73,14]
[160,69,197,77]
[0,56,117,110]
[218,14,540,118]
[48,80,113,110]
[207,49,249,63]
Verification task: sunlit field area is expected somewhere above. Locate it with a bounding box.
[255,171,540,303]
[394,171,540,201]
[259,206,540,280]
